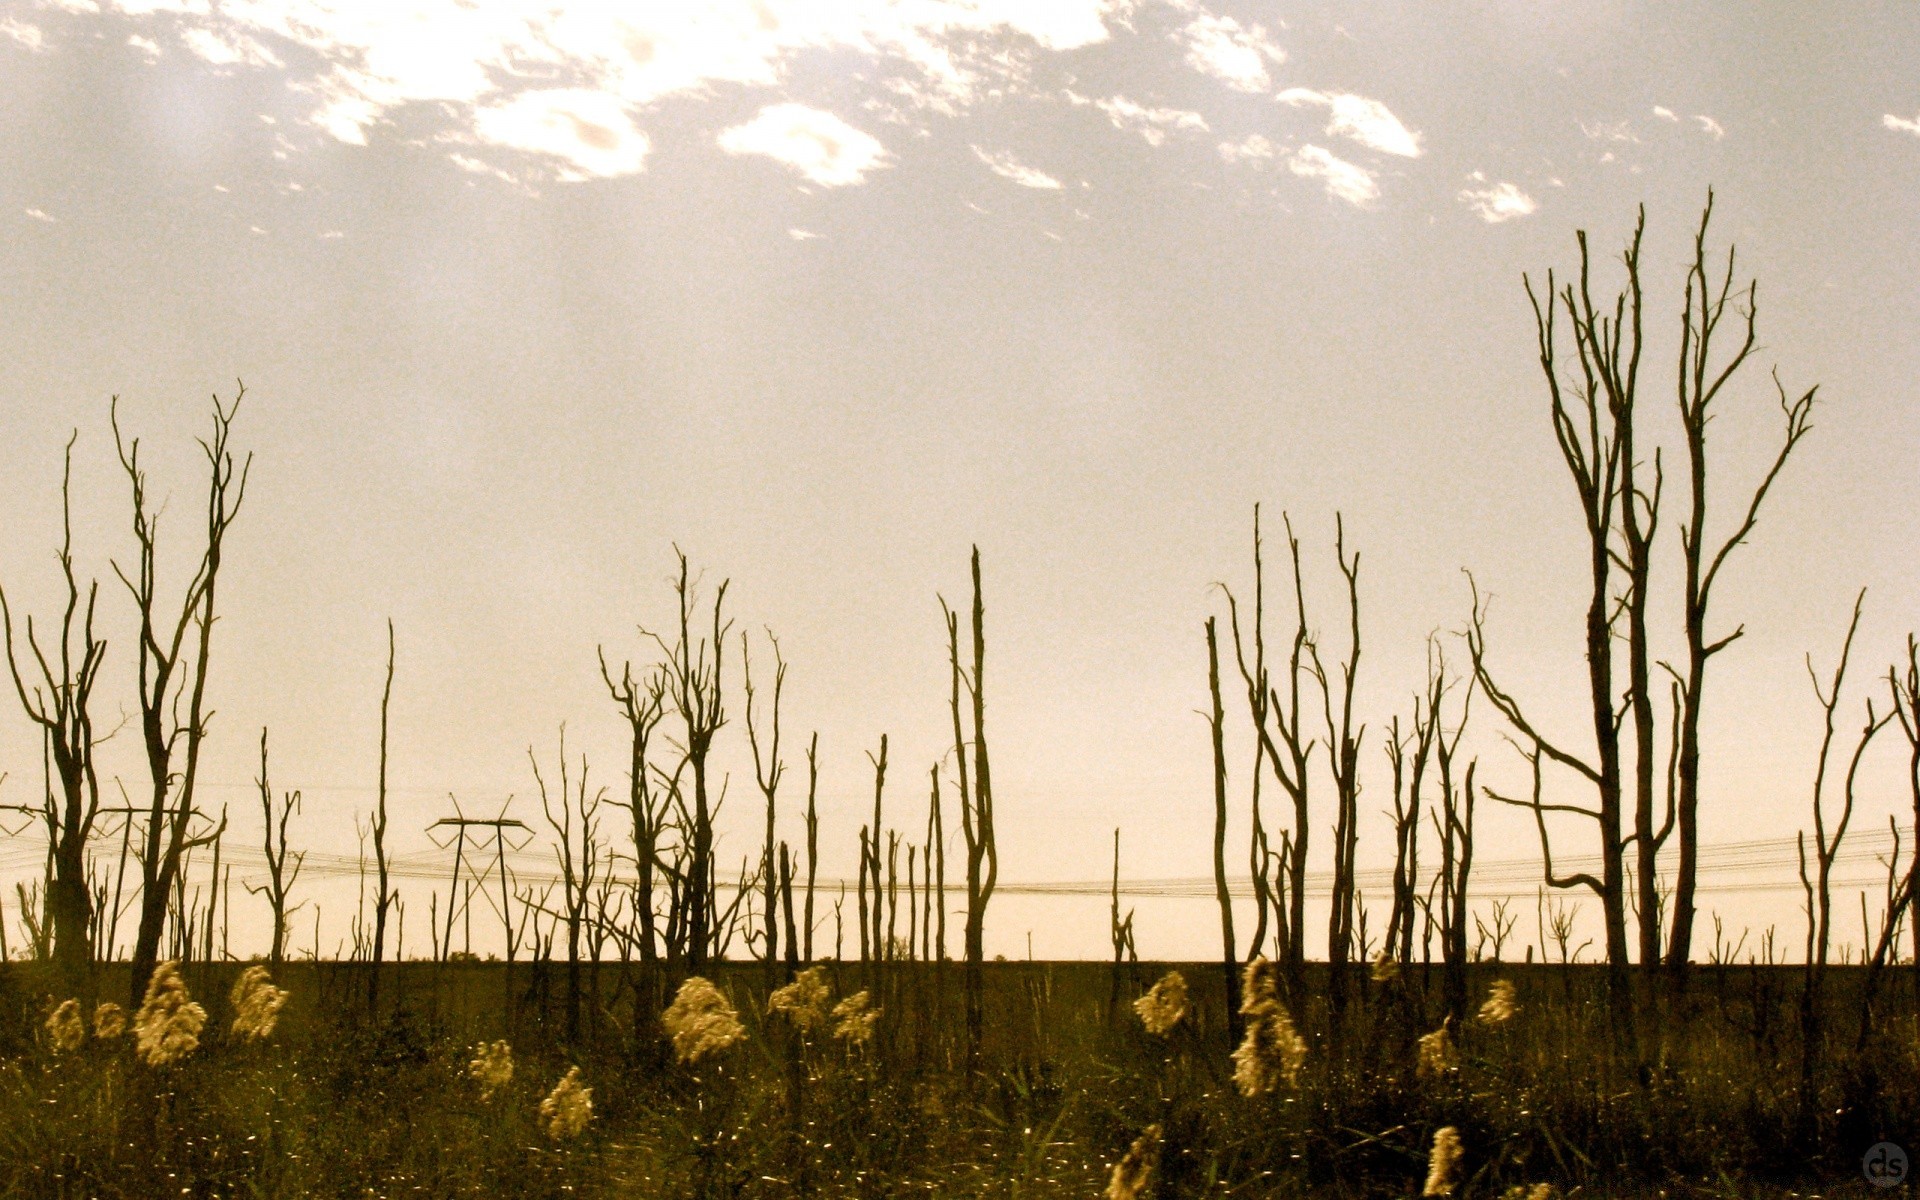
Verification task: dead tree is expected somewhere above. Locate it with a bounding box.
[1795,592,1889,1098]
[927,762,946,961]
[1206,617,1240,1034]
[743,630,787,969]
[1667,193,1817,967]
[863,736,888,962]
[600,649,668,962]
[368,621,398,1010]
[645,550,729,969]
[244,728,305,966]
[533,727,602,1040]
[0,436,108,980]
[114,393,250,1002]
[1311,516,1365,1012]
[804,734,821,962]
[1223,510,1316,987]
[1890,637,1920,981]
[945,547,998,1066]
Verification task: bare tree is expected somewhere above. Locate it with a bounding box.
[743,630,787,969]
[1311,516,1365,1011]
[804,733,821,962]
[645,550,729,969]
[1206,616,1239,1032]
[368,620,398,1009]
[1889,636,1920,979]
[601,649,668,962]
[945,547,998,1064]
[1666,193,1817,966]
[0,435,108,980]
[533,727,602,1040]
[115,392,250,1001]
[244,728,305,966]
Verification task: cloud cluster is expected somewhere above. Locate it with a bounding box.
[1889,111,1920,137]
[719,104,889,187]
[1278,88,1422,157]
[972,146,1064,189]
[1067,91,1207,147]
[1174,12,1284,92]
[1289,145,1376,206]
[1458,176,1536,223]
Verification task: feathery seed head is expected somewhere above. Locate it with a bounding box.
[1133,971,1189,1036]
[45,999,84,1054]
[1417,1021,1458,1077]
[1231,985,1308,1096]
[229,965,290,1042]
[134,961,206,1067]
[1105,1123,1163,1200]
[1423,1126,1464,1196]
[1240,955,1282,1014]
[830,989,881,1047]
[539,1065,593,1140]
[1371,949,1400,983]
[1478,978,1518,1026]
[468,1039,514,1100]
[91,1002,127,1040]
[767,966,833,1032]
[662,976,747,1064]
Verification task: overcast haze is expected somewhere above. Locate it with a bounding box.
[2,0,1918,959]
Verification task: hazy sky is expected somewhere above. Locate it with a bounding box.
[1,0,1917,960]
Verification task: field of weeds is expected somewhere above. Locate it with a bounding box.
[0,959,1913,1198]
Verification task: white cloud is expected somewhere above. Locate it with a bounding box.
[472,89,650,181]
[1694,114,1724,139]
[1887,112,1920,136]
[1278,89,1422,157]
[788,228,821,240]
[1176,13,1284,93]
[1579,119,1637,143]
[1218,133,1278,164]
[1458,177,1536,223]
[720,104,888,187]
[1067,91,1207,146]
[971,145,1062,189]
[24,208,56,222]
[1,18,46,51]
[127,33,161,58]
[62,0,1128,164]
[180,25,282,67]
[1288,144,1376,206]
[1652,105,1678,122]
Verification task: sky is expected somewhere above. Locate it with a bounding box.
[0,0,1918,962]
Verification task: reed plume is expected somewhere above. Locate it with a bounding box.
[1105,1123,1163,1200]
[468,1039,514,1100]
[1416,1020,1458,1077]
[767,965,832,1032]
[229,964,290,1041]
[45,999,84,1054]
[1370,949,1400,983]
[830,989,881,1047]
[662,976,747,1064]
[91,1001,127,1040]
[1133,970,1189,1036]
[539,1065,593,1140]
[1477,978,1518,1025]
[134,960,207,1067]
[1231,956,1307,1096]
[1423,1125,1463,1196]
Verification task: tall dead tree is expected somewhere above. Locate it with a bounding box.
[245,728,305,966]
[368,621,397,1009]
[1890,637,1920,978]
[114,394,250,1002]
[0,435,108,980]
[600,650,668,962]
[945,547,998,1065]
[743,630,787,969]
[1666,193,1816,966]
[646,551,729,969]
[1312,516,1365,1010]
[1206,617,1240,1032]
[804,733,820,961]
[533,728,602,1040]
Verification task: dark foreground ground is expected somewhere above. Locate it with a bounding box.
[0,958,1913,1198]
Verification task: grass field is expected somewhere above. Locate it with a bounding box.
[0,958,1913,1198]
